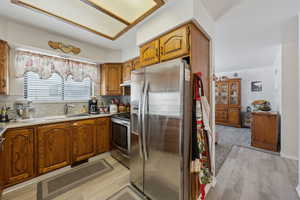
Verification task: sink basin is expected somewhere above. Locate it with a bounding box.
[42,116,67,121]
[66,113,90,118]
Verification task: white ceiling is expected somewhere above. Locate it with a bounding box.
[0,0,168,50]
[206,0,300,72]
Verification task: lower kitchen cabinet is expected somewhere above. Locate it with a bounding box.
[96,117,111,154]
[0,137,4,197]
[3,128,35,186]
[0,117,112,188]
[72,119,97,162]
[37,123,72,174]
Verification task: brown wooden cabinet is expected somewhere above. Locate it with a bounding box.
[72,119,97,162]
[100,63,122,96]
[37,123,72,174]
[215,78,241,127]
[0,40,9,95]
[122,61,133,82]
[140,40,160,67]
[160,25,190,62]
[251,112,279,152]
[96,117,111,154]
[0,137,5,198]
[132,57,141,70]
[3,128,35,186]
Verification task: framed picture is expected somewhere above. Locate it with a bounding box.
[251,81,262,92]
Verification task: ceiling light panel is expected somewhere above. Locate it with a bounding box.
[84,0,157,24]
[12,0,164,40]
[14,0,127,38]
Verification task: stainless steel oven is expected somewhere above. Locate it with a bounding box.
[111,113,130,168]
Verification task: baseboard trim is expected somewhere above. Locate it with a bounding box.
[280,152,298,161]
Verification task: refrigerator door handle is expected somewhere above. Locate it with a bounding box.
[138,81,145,158]
[142,81,149,161]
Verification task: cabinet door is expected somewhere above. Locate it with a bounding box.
[96,118,111,154]
[123,61,132,82]
[160,26,190,62]
[229,80,241,107]
[37,123,72,174]
[0,40,9,95]
[3,128,35,186]
[140,40,160,67]
[72,119,97,162]
[228,108,241,126]
[251,113,278,151]
[0,137,5,195]
[101,64,122,96]
[132,57,141,70]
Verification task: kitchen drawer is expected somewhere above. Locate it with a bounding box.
[216,109,228,122]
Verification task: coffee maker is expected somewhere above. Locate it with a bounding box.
[88,97,98,114]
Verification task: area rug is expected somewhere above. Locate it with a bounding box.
[106,185,145,200]
[37,159,113,200]
[206,146,298,200]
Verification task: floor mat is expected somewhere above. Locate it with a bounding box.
[37,159,113,200]
[106,185,145,200]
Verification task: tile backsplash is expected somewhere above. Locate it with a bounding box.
[0,95,130,120]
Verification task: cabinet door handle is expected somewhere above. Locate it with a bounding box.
[160,46,164,55]
[156,48,159,57]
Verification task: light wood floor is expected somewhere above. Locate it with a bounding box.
[2,155,130,200]
[207,146,299,200]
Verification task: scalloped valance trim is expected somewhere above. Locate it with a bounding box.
[15,50,98,82]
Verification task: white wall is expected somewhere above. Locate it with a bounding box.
[0,17,122,63]
[216,67,278,112]
[281,16,299,160]
[121,46,139,62]
[136,0,194,45]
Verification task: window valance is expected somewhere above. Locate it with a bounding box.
[15,50,98,82]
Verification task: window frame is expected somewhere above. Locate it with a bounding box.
[24,71,94,103]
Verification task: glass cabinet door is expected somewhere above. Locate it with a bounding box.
[229,80,240,106]
[215,82,228,105]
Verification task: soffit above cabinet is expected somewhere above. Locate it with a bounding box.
[11,0,164,40]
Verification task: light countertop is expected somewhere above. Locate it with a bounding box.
[0,113,118,137]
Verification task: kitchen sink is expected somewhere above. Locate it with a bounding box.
[66,113,90,118]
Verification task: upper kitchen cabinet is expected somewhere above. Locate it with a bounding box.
[140,40,160,67]
[3,128,35,186]
[100,63,123,96]
[132,57,141,70]
[122,60,133,82]
[159,25,190,62]
[0,40,9,95]
[37,123,72,174]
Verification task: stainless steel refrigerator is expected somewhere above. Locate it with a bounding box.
[130,58,191,200]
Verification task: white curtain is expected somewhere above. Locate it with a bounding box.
[15,50,98,82]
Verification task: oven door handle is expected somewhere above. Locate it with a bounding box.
[138,81,144,159]
[142,81,149,161]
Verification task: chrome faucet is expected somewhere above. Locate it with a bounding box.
[64,104,75,115]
